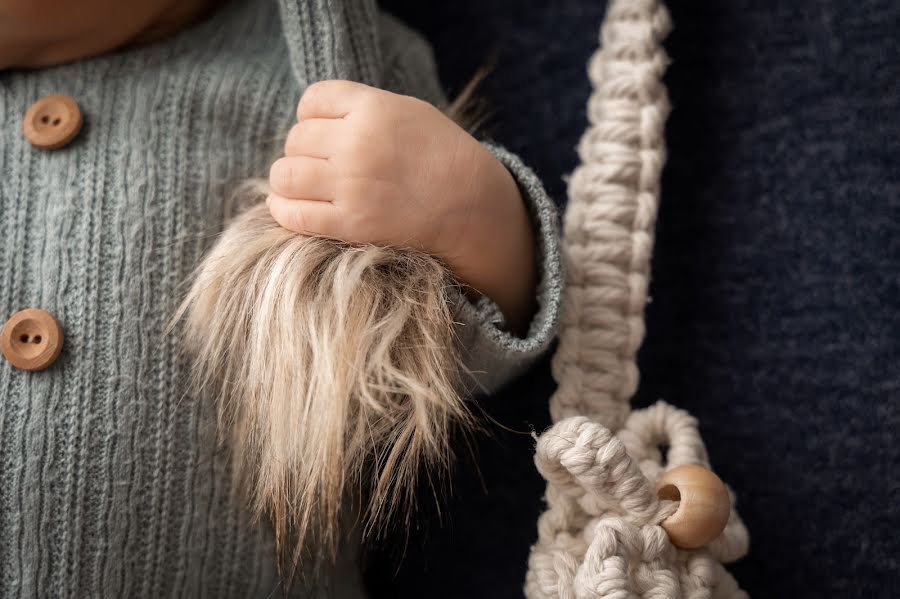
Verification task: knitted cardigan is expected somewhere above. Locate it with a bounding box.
[0,0,563,596]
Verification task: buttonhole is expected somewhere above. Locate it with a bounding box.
[52,118,61,126]
[32,335,42,344]
[40,115,49,124]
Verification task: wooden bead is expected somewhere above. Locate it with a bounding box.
[23,95,83,150]
[656,464,730,549]
[1,308,64,371]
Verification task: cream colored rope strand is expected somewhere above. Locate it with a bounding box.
[549,0,670,432]
[524,2,749,596]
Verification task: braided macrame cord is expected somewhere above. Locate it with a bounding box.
[524,1,749,597]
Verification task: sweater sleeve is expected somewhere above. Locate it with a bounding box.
[278,0,383,87]
[378,12,565,397]
[447,143,564,397]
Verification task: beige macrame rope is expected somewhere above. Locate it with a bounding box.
[525,1,749,596]
[549,0,671,430]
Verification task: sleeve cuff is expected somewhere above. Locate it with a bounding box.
[449,140,564,396]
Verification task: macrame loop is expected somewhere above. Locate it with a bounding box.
[528,403,749,597]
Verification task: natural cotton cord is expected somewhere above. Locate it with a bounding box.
[524,1,750,596]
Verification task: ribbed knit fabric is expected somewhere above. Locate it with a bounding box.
[0,0,563,596]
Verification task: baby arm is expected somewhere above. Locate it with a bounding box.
[266,80,538,335]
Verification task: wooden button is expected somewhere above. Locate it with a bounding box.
[1,308,64,371]
[23,95,83,149]
[656,464,730,549]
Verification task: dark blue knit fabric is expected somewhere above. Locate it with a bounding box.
[366,1,900,597]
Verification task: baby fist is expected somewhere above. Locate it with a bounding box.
[266,80,489,258]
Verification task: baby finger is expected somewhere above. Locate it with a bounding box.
[269,155,335,201]
[266,193,343,238]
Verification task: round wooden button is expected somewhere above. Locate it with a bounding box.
[23,95,83,149]
[656,464,730,549]
[1,308,64,371]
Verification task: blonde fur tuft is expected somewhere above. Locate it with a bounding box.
[172,184,474,574]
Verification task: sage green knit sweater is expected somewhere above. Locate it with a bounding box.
[0,0,562,596]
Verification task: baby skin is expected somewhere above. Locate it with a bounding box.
[1,0,538,336]
[267,81,538,335]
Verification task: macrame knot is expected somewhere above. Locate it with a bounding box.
[526,402,749,598]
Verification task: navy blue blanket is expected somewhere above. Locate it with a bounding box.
[366,2,900,597]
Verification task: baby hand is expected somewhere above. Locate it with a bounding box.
[267,80,537,334]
